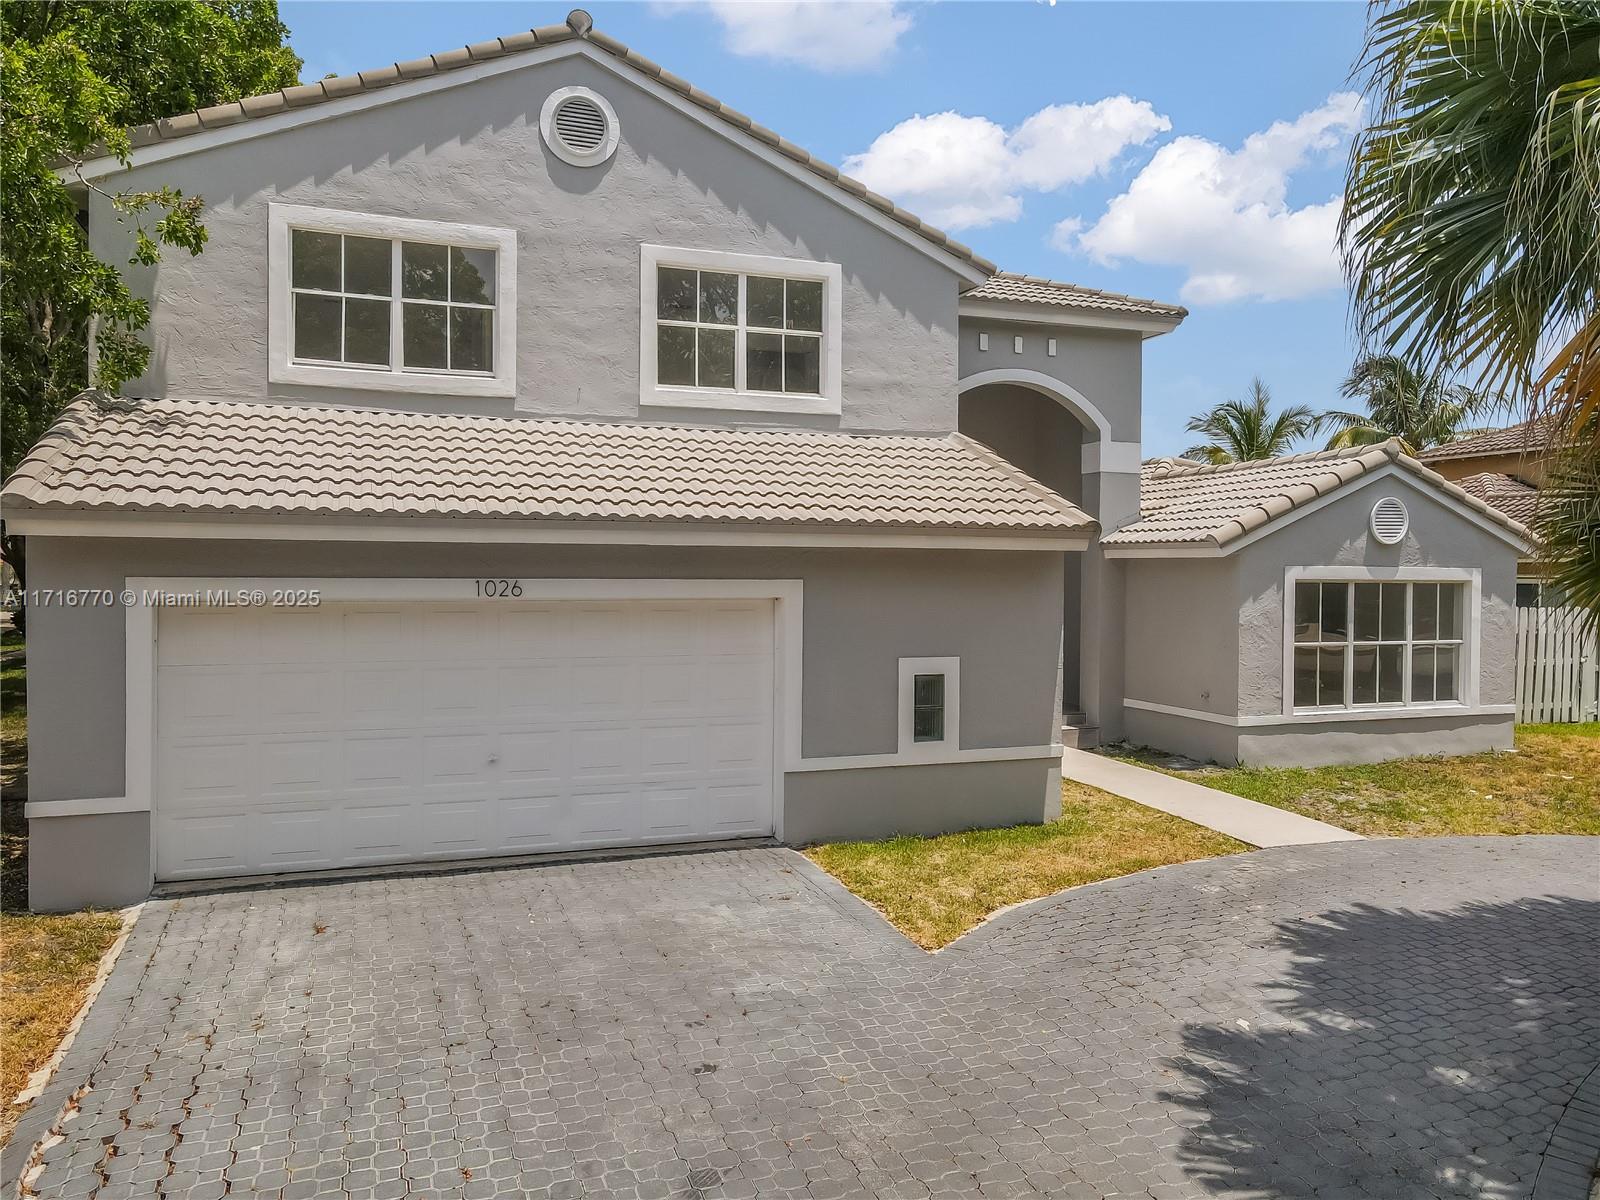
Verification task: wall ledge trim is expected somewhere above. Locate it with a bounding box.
[26,796,145,819]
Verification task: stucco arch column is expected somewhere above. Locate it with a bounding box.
[956,369,1140,739]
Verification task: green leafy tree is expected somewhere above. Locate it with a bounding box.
[0,1,300,593]
[1184,378,1319,465]
[1315,354,1489,453]
[1341,0,1600,617]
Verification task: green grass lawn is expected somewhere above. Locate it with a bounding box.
[807,783,1246,949]
[1,628,122,1149]
[1119,723,1600,838]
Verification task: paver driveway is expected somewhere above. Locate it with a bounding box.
[8,836,1598,1200]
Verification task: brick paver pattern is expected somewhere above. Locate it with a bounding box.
[12,836,1598,1200]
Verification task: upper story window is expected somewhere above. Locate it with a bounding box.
[1291,578,1467,710]
[639,245,842,416]
[269,204,516,398]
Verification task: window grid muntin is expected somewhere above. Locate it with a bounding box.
[1292,580,1465,711]
[654,266,824,396]
[912,673,946,743]
[290,230,496,377]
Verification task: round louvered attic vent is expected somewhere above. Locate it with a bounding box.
[1370,496,1409,545]
[540,86,619,167]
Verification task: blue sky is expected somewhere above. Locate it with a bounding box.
[280,1,1372,456]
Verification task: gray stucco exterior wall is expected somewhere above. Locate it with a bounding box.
[91,53,962,435]
[1118,473,1521,766]
[1123,557,1240,719]
[956,322,1144,444]
[24,536,1064,908]
[783,759,1057,845]
[1233,473,1518,717]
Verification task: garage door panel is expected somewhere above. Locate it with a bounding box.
[340,607,410,659]
[420,666,497,722]
[156,597,775,881]
[569,727,635,779]
[422,732,497,785]
[164,739,254,804]
[254,808,337,870]
[637,660,701,715]
[258,607,338,661]
[639,784,696,838]
[159,608,259,666]
[159,668,254,736]
[569,787,638,844]
[343,667,419,727]
[497,605,571,655]
[498,729,566,782]
[344,801,418,861]
[416,607,493,658]
[704,659,766,714]
[417,798,495,857]
[706,784,770,835]
[344,735,420,789]
[499,794,565,850]
[496,664,570,717]
[705,722,769,773]
[637,725,699,774]
[257,668,338,727]
[257,737,340,796]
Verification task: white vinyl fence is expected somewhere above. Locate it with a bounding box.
[1516,606,1600,723]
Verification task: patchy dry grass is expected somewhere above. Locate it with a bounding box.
[1120,724,1600,838]
[1,632,122,1149]
[0,909,121,1146]
[2,626,24,803]
[806,782,1246,949]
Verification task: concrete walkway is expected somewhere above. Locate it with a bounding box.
[1061,747,1363,847]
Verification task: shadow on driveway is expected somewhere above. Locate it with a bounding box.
[1161,897,1600,1199]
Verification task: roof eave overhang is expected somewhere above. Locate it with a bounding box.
[4,507,1093,552]
[1104,461,1535,559]
[958,297,1185,338]
[59,41,993,287]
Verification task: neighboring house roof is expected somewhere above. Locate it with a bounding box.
[72,9,996,279]
[963,273,1188,320]
[1102,439,1531,551]
[1454,471,1542,529]
[1418,419,1560,464]
[1,395,1094,536]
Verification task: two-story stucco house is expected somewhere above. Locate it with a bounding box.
[4,11,1531,911]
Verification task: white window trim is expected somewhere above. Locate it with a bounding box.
[897,656,960,760]
[639,244,843,416]
[268,203,517,398]
[1281,566,1481,718]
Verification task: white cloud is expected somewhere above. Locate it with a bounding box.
[1059,92,1365,305]
[658,1,914,72]
[842,97,1170,230]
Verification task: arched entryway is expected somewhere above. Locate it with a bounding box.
[957,371,1114,723]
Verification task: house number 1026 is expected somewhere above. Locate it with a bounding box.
[474,579,524,598]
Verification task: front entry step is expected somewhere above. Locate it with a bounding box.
[1061,722,1100,750]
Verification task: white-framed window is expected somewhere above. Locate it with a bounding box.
[898,657,960,757]
[639,244,842,415]
[1289,576,1471,711]
[268,204,517,397]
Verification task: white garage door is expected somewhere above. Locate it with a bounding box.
[154,598,775,881]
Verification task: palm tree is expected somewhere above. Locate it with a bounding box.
[1184,378,1318,465]
[1315,355,1489,453]
[1342,0,1599,617]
